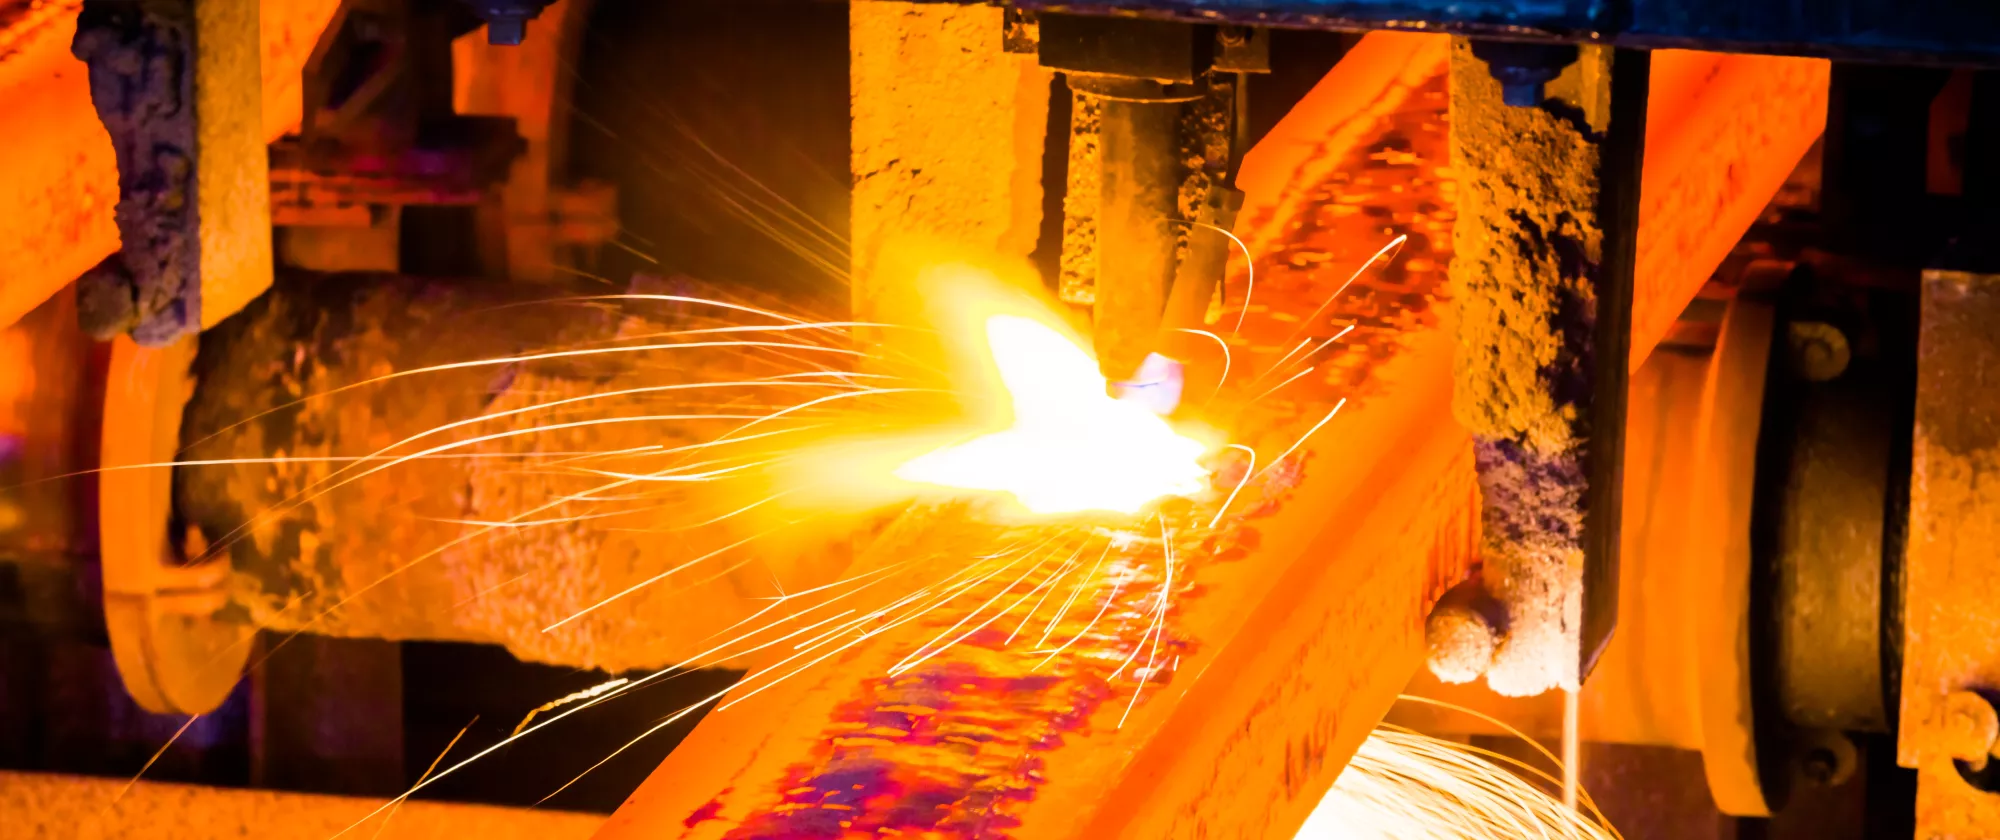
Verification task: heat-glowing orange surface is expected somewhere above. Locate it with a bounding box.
[895,315,1209,515]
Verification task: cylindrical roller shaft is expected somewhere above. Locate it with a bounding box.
[175,272,851,673]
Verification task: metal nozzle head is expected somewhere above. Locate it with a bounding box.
[1497,78,1549,108]
[461,0,551,46]
[1468,40,1579,109]
[487,17,526,45]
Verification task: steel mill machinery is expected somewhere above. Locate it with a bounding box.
[3,0,2000,838]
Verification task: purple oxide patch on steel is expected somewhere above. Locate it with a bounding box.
[720,531,1196,839]
[684,791,730,829]
[71,1,203,346]
[1469,435,1588,696]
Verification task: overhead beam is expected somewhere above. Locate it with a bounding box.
[917,0,2000,67]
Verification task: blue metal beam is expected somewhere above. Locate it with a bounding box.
[999,0,2000,65]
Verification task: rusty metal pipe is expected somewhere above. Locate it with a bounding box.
[165,273,851,679]
[1080,78,1187,381]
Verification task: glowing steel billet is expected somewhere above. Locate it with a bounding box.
[1629,50,1827,370]
[597,328,1478,840]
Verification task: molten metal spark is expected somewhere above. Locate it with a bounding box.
[894,315,1209,515]
[1302,725,1619,840]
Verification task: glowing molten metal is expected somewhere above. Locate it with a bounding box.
[895,314,1209,515]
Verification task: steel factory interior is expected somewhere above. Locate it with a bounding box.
[3,0,2000,837]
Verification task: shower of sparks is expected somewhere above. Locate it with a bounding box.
[1284,234,1407,345]
[312,274,1310,835]
[1117,521,1176,729]
[1261,338,1315,384]
[1172,327,1234,401]
[513,679,630,737]
[80,42,1520,831]
[1253,365,1317,404]
[1259,398,1349,480]
[112,218,1421,840]
[1300,725,1620,840]
[885,536,1072,676]
[1208,444,1259,529]
[111,57,1482,832]
[106,715,200,811]
[894,314,1211,515]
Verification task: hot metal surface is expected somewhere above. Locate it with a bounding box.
[714,519,1201,839]
[603,31,1472,840]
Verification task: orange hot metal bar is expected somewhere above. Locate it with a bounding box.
[1633,49,1829,370]
[594,32,1826,840]
[0,0,340,333]
[599,339,1478,840]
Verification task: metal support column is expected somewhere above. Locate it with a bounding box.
[1439,39,1649,697]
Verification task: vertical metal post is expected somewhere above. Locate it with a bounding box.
[1443,40,1648,696]
[72,0,271,345]
[1899,233,2000,835]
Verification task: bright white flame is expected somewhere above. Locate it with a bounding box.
[895,315,1209,515]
